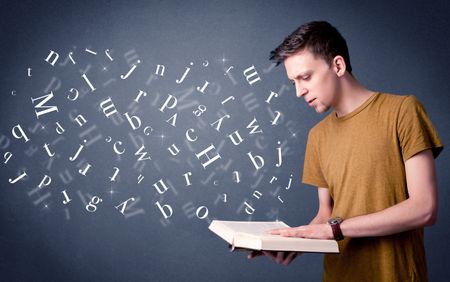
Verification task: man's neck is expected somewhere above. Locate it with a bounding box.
[332,73,375,118]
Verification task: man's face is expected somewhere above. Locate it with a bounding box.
[284,49,340,113]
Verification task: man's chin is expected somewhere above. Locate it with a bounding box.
[315,105,330,114]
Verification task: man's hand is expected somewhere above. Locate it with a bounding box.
[227,245,301,265]
[244,224,333,265]
[268,224,334,240]
[247,250,301,265]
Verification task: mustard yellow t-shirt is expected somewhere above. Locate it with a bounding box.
[302,92,444,282]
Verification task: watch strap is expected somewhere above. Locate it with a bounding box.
[328,217,344,241]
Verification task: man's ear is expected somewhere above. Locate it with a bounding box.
[333,55,346,77]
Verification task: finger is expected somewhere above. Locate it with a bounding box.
[268,228,282,234]
[279,230,297,237]
[275,251,284,264]
[282,252,298,265]
[269,228,293,234]
[283,228,306,237]
[262,250,277,260]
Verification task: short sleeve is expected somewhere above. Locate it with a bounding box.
[397,95,444,162]
[301,129,329,188]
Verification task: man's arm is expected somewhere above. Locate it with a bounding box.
[270,149,438,239]
[340,148,437,237]
[309,187,333,224]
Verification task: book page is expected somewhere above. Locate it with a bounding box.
[223,221,290,237]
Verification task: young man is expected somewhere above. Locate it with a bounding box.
[248,21,444,281]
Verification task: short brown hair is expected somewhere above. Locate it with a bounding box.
[270,21,352,74]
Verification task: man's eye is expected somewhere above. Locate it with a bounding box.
[303,75,310,81]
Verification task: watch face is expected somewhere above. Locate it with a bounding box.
[329,217,342,224]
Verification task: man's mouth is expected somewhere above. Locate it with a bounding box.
[308,98,316,104]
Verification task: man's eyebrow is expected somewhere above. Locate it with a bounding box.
[297,71,311,77]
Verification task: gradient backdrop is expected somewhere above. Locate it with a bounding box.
[1,0,449,281]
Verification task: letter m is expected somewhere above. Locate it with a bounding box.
[31,91,59,119]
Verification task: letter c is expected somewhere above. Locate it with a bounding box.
[186,128,198,142]
[113,141,125,154]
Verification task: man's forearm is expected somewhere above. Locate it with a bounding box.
[271,197,436,240]
[340,198,436,238]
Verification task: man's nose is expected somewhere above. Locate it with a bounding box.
[296,87,307,98]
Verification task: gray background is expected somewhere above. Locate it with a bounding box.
[1,0,449,281]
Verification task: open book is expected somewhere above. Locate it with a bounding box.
[209,220,339,253]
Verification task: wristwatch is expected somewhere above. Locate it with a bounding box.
[327,217,344,241]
